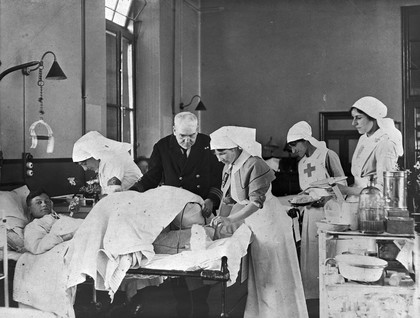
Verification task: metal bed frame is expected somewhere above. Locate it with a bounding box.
[88,256,231,317]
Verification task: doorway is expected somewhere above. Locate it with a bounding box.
[319,112,359,185]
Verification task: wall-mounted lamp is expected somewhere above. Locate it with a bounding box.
[179,95,207,111]
[0,51,67,81]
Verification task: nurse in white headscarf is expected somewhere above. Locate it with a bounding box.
[286,121,347,300]
[287,121,347,192]
[210,126,308,318]
[339,96,403,195]
[72,131,142,195]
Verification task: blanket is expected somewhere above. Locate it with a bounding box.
[66,187,204,294]
[13,241,77,318]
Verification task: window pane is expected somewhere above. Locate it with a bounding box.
[107,106,119,140]
[122,37,133,109]
[105,0,118,10]
[328,119,353,130]
[326,139,340,155]
[105,7,114,21]
[410,42,420,96]
[122,109,134,146]
[106,32,117,105]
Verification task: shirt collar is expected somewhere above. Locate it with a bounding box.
[231,150,251,174]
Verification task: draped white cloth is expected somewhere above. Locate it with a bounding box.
[66,187,204,294]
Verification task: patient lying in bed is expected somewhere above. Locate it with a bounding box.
[13,186,251,318]
[24,189,82,254]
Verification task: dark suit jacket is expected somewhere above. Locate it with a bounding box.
[133,133,223,208]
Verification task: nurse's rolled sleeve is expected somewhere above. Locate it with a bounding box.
[242,159,275,209]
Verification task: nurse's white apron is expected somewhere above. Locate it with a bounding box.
[298,148,330,299]
[229,190,308,318]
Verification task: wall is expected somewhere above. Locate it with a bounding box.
[200,0,420,157]
[135,0,201,158]
[0,0,106,160]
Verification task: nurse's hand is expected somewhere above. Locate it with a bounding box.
[210,215,232,229]
[202,199,214,218]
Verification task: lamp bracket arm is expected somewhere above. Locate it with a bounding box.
[40,51,57,62]
[0,61,40,81]
[181,94,201,109]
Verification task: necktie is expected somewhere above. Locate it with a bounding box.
[179,148,188,166]
[181,148,188,159]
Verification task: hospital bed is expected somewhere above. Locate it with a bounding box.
[1,186,251,317]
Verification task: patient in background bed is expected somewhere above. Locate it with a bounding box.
[24,189,82,255]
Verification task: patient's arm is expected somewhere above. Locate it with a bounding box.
[24,215,65,254]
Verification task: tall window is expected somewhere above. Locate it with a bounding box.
[106,20,136,154]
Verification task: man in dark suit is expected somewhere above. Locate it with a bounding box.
[131,111,223,318]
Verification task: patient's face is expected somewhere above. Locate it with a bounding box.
[29,193,52,219]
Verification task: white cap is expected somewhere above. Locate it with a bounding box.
[287,121,326,149]
[72,131,132,162]
[351,97,403,156]
[351,96,387,119]
[210,126,262,157]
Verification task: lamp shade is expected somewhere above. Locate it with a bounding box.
[195,101,206,111]
[45,61,67,80]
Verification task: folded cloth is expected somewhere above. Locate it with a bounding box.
[143,224,252,286]
[396,240,414,274]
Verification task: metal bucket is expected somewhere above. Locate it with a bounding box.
[383,171,407,210]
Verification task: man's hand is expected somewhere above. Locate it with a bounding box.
[202,199,214,218]
[60,232,74,241]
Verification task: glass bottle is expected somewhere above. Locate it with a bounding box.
[358,175,386,233]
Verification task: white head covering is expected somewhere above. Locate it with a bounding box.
[72,131,132,162]
[351,96,403,156]
[210,126,262,157]
[286,121,327,149]
[351,96,387,119]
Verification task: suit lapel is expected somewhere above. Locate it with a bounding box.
[183,136,204,173]
[169,136,185,173]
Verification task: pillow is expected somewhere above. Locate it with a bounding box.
[171,202,205,230]
[0,186,30,252]
[11,185,30,213]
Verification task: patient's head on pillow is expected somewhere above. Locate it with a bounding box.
[26,189,53,220]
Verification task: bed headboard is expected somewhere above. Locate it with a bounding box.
[0,158,87,196]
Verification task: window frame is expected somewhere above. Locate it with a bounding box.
[106,19,137,157]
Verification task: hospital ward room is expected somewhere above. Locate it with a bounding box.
[0,1,420,317]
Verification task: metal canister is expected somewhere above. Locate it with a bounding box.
[383,171,407,210]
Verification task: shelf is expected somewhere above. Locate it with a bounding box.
[319,230,418,317]
[320,230,415,240]
[325,280,415,291]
